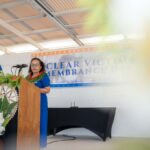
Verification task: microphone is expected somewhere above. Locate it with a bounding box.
[11,64,28,75]
[13,64,28,68]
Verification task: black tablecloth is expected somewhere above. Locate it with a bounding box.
[48,107,116,141]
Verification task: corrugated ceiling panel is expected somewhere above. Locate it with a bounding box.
[0,26,13,34]
[0,39,15,46]
[41,31,69,40]
[28,34,43,42]
[0,0,13,4]
[0,10,13,20]
[10,22,31,32]
[0,0,96,49]
[24,17,56,30]
[62,12,87,24]
[46,0,77,12]
[8,4,40,18]
[12,37,26,44]
[0,37,27,46]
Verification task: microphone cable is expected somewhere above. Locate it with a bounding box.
[47,134,76,145]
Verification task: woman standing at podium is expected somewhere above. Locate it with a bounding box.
[26,57,50,149]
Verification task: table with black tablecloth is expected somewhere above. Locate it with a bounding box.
[48,107,116,141]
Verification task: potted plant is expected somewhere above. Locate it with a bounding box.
[0,71,20,135]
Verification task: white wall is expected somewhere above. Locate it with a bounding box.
[0,53,31,75]
[48,85,150,138]
[1,53,150,138]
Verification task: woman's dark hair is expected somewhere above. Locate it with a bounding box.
[29,57,45,75]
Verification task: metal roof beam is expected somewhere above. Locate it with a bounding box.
[0,23,83,39]
[3,8,46,41]
[28,0,84,46]
[0,18,43,50]
[6,14,46,23]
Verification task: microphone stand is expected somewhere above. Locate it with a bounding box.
[18,67,23,76]
[11,67,20,76]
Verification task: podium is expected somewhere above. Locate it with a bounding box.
[17,78,40,150]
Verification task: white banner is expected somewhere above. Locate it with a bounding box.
[33,48,133,87]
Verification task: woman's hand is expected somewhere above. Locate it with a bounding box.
[40,87,50,94]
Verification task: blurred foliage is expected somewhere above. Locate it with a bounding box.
[0,71,20,88]
[77,0,112,35]
[0,72,20,128]
[136,28,150,79]
[0,96,17,127]
[113,139,150,150]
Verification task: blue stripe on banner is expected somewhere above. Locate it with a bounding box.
[51,83,97,87]
[50,82,129,88]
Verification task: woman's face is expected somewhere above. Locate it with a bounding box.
[31,59,42,74]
